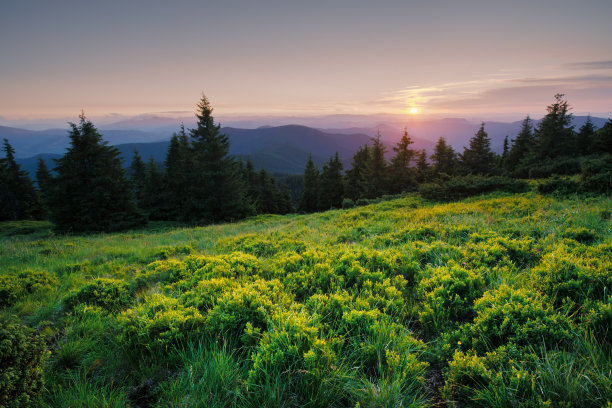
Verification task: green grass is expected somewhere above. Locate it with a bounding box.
[1,191,611,407]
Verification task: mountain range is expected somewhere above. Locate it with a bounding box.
[4,115,607,177]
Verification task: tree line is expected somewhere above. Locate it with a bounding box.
[298,93,612,211]
[1,94,611,230]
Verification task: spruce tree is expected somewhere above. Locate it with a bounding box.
[577,115,596,155]
[299,154,320,213]
[164,125,192,220]
[319,152,344,209]
[0,139,43,221]
[35,156,53,215]
[461,123,497,175]
[364,133,388,198]
[430,137,458,178]
[129,150,147,207]
[505,116,534,173]
[243,158,260,209]
[415,149,430,183]
[532,94,575,159]
[388,129,416,194]
[187,95,253,223]
[344,144,370,200]
[592,119,612,155]
[49,114,145,232]
[142,157,165,220]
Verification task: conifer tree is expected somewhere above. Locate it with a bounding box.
[577,115,596,155]
[35,156,53,214]
[532,94,575,159]
[344,144,370,200]
[461,123,497,175]
[129,150,147,207]
[415,149,430,183]
[430,137,458,178]
[243,158,260,208]
[49,114,145,232]
[142,157,165,220]
[364,133,388,198]
[0,139,43,221]
[504,116,534,172]
[299,154,320,213]
[592,119,612,155]
[388,129,416,194]
[164,125,192,220]
[278,184,295,214]
[187,95,253,223]
[319,152,344,209]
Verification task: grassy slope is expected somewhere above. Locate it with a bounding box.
[1,192,611,407]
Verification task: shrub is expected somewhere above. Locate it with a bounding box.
[180,277,238,313]
[152,244,193,260]
[64,278,132,313]
[417,263,486,335]
[580,154,612,194]
[562,227,598,244]
[419,176,529,201]
[0,318,48,408]
[215,234,306,257]
[0,269,57,308]
[455,285,572,354]
[537,176,580,195]
[118,294,205,354]
[341,198,355,209]
[582,299,612,346]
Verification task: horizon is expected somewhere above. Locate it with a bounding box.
[1,0,611,127]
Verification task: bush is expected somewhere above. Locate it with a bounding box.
[537,176,580,195]
[0,269,57,308]
[580,155,612,194]
[419,176,529,201]
[215,234,306,257]
[417,263,486,335]
[64,278,133,313]
[455,285,572,354]
[118,294,205,355]
[341,198,355,209]
[0,318,48,408]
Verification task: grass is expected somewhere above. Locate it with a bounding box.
[1,191,610,407]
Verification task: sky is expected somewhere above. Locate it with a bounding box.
[1,0,611,127]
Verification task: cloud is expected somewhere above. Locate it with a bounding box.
[562,60,612,70]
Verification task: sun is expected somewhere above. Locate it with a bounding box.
[408,107,420,115]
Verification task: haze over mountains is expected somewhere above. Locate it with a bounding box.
[4,114,607,176]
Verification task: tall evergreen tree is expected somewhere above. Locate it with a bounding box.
[577,115,596,155]
[430,137,458,178]
[49,114,145,232]
[35,156,53,215]
[164,125,192,220]
[0,139,42,221]
[592,119,612,155]
[388,128,416,194]
[243,158,260,208]
[532,94,575,159]
[504,116,534,172]
[344,144,370,200]
[129,150,147,207]
[319,152,344,209]
[299,154,320,213]
[142,157,165,220]
[364,133,388,198]
[461,123,497,175]
[187,95,253,223]
[415,149,430,183]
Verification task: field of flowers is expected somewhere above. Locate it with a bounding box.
[1,191,610,407]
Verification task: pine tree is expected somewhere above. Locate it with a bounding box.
[344,144,370,200]
[532,94,575,159]
[461,123,497,175]
[364,132,388,198]
[430,137,458,178]
[592,119,612,155]
[129,150,147,207]
[299,154,320,213]
[0,139,43,221]
[388,128,416,194]
[187,95,253,223]
[142,157,165,220]
[504,116,534,173]
[164,125,192,220]
[243,158,260,209]
[319,152,344,209]
[577,115,596,155]
[415,149,430,183]
[49,114,145,232]
[35,156,53,215]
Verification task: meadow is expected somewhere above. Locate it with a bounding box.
[1,190,610,407]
